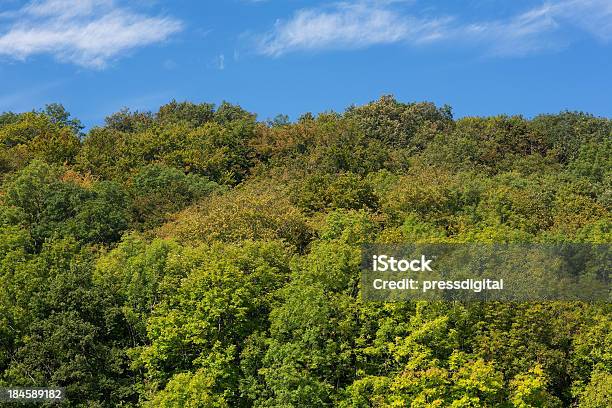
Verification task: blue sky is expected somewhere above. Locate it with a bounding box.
[0,0,611,127]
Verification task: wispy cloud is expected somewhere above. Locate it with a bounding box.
[463,0,612,56]
[256,1,450,56]
[215,54,225,70]
[254,0,612,57]
[548,0,612,41]
[462,3,562,56]
[0,0,183,68]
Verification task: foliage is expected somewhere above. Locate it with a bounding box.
[127,164,221,229]
[0,99,610,406]
[0,109,80,174]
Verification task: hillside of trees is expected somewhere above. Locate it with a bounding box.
[0,96,610,407]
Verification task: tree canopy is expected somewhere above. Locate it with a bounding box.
[0,97,610,407]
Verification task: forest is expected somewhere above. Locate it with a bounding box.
[0,96,610,407]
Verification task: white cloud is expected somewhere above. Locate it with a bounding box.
[461,4,561,56]
[254,0,612,57]
[544,0,612,41]
[461,0,612,56]
[21,0,113,19]
[256,1,451,56]
[0,0,182,68]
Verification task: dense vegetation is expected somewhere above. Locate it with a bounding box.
[0,97,609,407]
